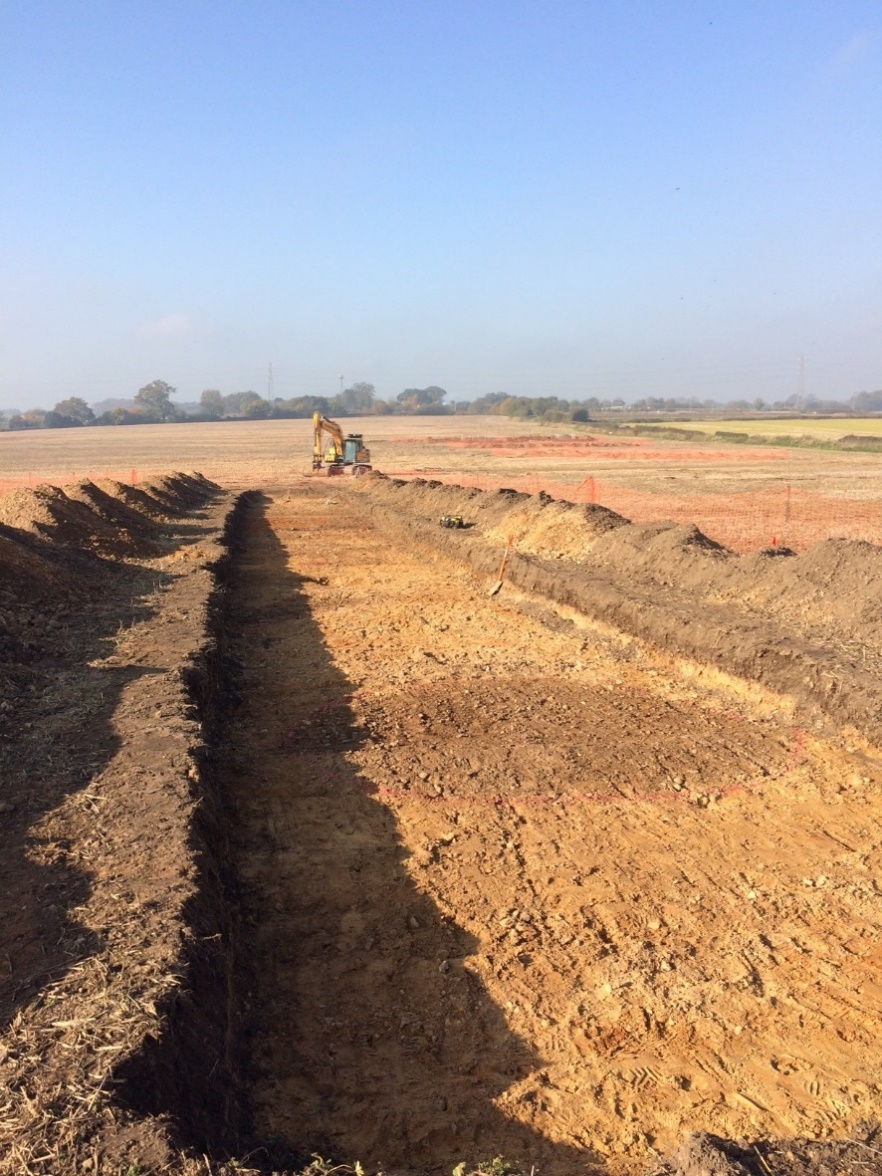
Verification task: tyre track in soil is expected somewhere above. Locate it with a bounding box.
[225,486,882,1176]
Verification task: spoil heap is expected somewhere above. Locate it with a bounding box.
[360,475,882,743]
[0,471,229,1176]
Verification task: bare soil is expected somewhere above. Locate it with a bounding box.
[4,415,882,501]
[216,483,882,1174]
[0,473,236,1174]
[3,462,882,1176]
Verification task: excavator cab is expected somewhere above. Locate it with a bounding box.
[342,434,366,464]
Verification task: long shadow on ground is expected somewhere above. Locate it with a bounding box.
[231,494,598,1174]
[117,492,597,1175]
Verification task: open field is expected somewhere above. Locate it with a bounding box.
[4,415,882,553]
[5,414,882,494]
[0,417,551,492]
[3,429,882,1175]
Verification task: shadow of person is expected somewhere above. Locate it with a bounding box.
[226,494,598,1175]
[112,491,599,1173]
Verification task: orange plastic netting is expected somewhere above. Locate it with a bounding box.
[392,472,882,553]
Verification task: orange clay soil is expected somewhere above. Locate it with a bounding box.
[221,483,882,1175]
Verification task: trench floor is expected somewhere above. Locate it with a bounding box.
[223,485,882,1175]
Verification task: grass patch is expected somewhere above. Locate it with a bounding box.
[652,417,882,441]
[587,417,882,452]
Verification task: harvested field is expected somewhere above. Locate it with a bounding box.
[3,449,882,1176]
[6,415,882,552]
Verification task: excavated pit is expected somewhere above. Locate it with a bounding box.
[5,474,882,1176]
[153,483,882,1175]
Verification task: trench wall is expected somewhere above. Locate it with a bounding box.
[360,476,882,747]
[112,494,255,1156]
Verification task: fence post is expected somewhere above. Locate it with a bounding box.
[784,484,792,547]
[577,475,596,504]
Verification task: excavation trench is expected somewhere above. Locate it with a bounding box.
[181,484,882,1175]
[5,476,882,1174]
[217,491,588,1173]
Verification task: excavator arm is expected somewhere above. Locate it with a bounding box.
[313,412,345,467]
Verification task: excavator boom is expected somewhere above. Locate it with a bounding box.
[311,412,372,475]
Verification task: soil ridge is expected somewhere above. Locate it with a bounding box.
[359,476,882,744]
[0,472,242,1173]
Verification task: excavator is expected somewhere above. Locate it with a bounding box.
[311,411,372,476]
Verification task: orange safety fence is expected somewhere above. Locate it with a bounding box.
[391,471,882,554]
[384,434,786,463]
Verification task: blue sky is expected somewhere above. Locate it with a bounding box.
[1,0,880,409]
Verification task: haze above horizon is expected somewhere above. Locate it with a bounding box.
[1,0,880,411]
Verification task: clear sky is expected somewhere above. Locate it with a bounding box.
[1,0,880,409]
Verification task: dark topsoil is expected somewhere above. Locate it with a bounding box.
[656,1126,882,1176]
[0,472,246,1174]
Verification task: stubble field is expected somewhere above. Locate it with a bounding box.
[5,415,882,552]
[2,417,882,1176]
[5,414,882,500]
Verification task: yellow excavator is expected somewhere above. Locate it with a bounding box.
[311,411,372,475]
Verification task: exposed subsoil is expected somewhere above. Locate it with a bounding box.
[358,476,882,746]
[218,483,882,1176]
[5,470,882,1176]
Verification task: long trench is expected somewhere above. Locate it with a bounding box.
[220,485,882,1174]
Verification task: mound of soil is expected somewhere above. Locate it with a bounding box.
[586,514,882,664]
[0,471,221,729]
[0,483,123,551]
[0,471,231,1176]
[366,476,626,561]
[0,517,116,671]
[139,471,218,514]
[93,478,180,520]
[0,471,220,560]
[365,477,882,645]
[63,479,163,551]
[359,475,882,744]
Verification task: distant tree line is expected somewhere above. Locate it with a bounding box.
[1,381,185,430]
[628,392,882,414]
[197,381,462,420]
[465,392,598,421]
[0,380,463,430]
[3,379,882,432]
[466,389,882,421]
